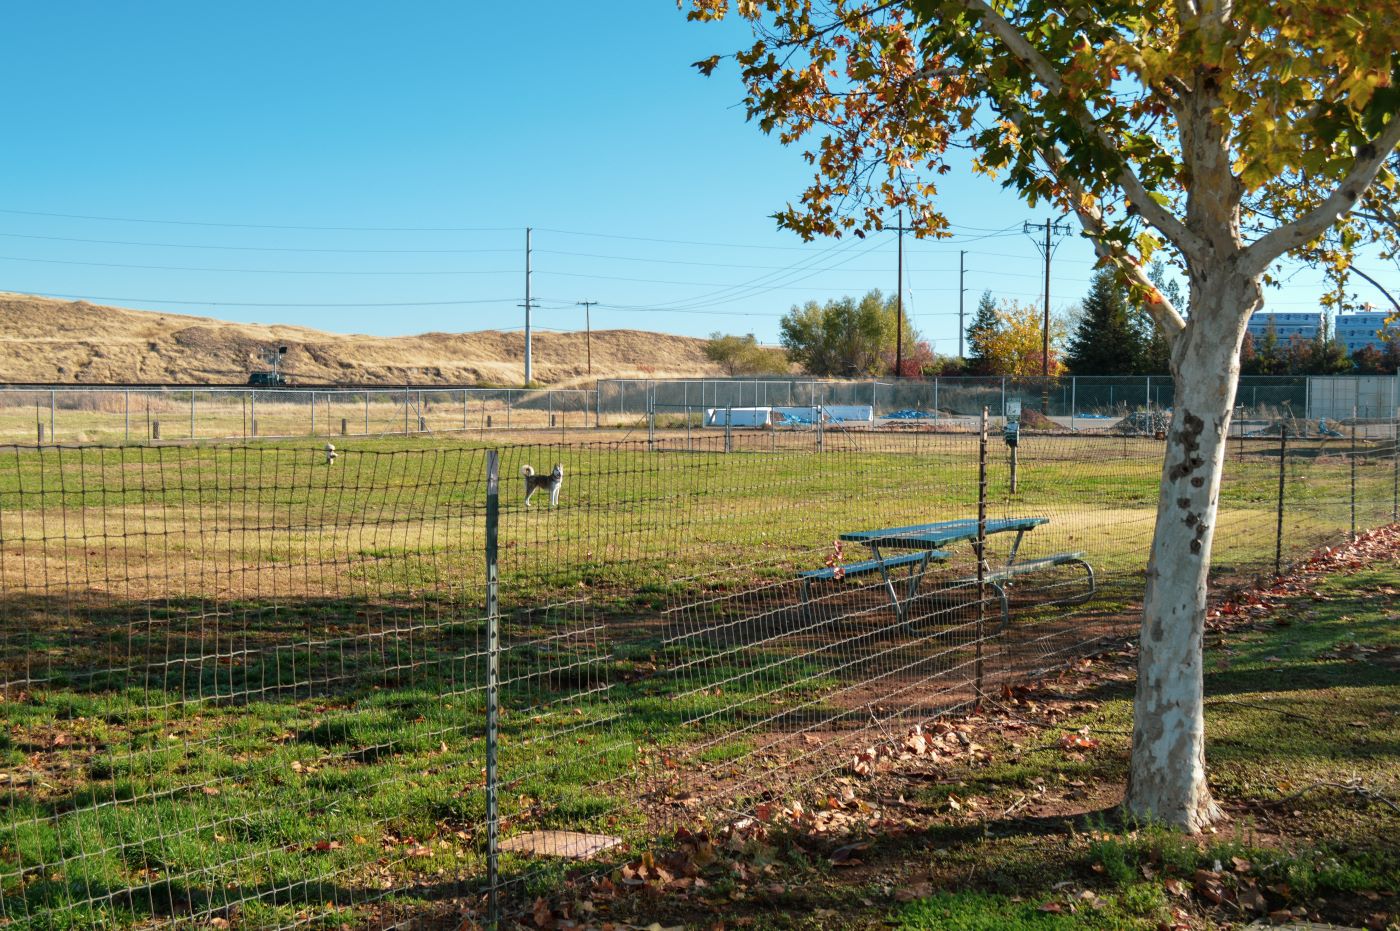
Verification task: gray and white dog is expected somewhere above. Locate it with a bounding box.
[520,463,564,508]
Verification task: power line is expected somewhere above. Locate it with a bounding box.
[0,251,1093,284]
[0,231,517,254]
[535,223,1024,251]
[639,236,889,312]
[0,207,517,232]
[0,254,517,276]
[8,289,517,309]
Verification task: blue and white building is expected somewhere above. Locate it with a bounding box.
[1334,307,1394,353]
[1245,311,1321,342]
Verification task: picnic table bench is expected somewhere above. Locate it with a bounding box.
[800,516,1095,627]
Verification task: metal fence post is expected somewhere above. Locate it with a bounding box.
[124,389,130,443]
[1392,417,1398,522]
[1351,413,1358,540]
[464,390,469,432]
[724,406,733,453]
[250,391,257,437]
[1070,377,1077,432]
[49,388,55,442]
[1275,426,1287,576]
[647,400,656,452]
[975,407,989,699]
[484,450,501,927]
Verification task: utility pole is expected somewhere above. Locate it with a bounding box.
[891,210,915,376]
[958,250,967,359]
[523,226,533,386]
[577,300,598,377]
[1022,218,1072,375]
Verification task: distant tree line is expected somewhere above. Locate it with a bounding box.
[702,333,789,376]
[1239,323,1400,375]
[703,269,1399,379]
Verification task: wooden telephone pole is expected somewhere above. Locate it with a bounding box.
[577,300,598,376]
[891,211,915,376]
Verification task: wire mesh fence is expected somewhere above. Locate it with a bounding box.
[0,417,1396,928]
[0,387,599,446]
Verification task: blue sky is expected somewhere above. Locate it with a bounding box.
[0,1,1392,353]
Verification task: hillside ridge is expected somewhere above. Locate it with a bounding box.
[0,292,721,386]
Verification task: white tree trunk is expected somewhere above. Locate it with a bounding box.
[1124,271,1261,832]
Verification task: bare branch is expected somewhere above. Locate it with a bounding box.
[953,0,1210,261]
[1002,107,1187,340]
[1241,116,1400,277]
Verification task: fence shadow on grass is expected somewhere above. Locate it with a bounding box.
[0,425,1392,928]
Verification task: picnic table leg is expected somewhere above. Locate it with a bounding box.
[990,580,1011,633]
[871,544,905,624]
[904,550,933,609]
[1006,529,1027,567]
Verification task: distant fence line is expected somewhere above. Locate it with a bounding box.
[0,385,597,445]
[599,374,1400,427]
[1,375,1397,445]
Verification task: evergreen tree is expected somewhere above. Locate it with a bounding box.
[1301,312,1352,374]
[1255,320,1284,374]
[965,290,1000,375]
[1065,268,1142,374]
[1136,260,1178,374]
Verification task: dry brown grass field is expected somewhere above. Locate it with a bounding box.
[0,292,723,386]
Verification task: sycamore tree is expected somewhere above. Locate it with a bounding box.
[687,0,1400,830]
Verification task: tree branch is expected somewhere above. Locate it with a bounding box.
[1241,116,1400,277]
[1002,107,1187,340]
[953,0,1210,261]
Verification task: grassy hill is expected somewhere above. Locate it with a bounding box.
[0,292,722,386]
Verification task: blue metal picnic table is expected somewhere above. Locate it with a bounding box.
[841,516,1048,560]
[800,516,1093,627]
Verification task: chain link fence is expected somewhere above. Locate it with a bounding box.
[0,417,1396,927]
[598,375,1400,435]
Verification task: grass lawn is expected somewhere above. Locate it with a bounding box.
[0,433,1392,928]
[569,551,1398,931]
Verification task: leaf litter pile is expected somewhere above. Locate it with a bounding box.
[432,525,1400,931]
